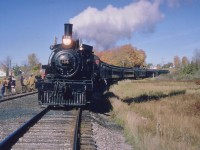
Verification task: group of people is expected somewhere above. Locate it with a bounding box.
[0,73,36,97]
[20,74,36,93]
[1,76,16,96]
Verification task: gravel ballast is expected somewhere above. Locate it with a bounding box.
[0,94,42,141]
[91,113,133,150]
[0,95,133,149]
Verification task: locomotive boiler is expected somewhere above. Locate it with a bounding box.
[36,23,169,106]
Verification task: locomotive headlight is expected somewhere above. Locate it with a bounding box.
[79,45,84,51]
[62,36,72,45]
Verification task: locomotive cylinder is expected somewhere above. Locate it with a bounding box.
[64,23,73,36]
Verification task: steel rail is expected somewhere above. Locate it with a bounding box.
[0,91,37,103]
[0,106,50,150]
[73,108,82,150]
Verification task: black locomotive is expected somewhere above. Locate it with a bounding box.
[36,23,169,106]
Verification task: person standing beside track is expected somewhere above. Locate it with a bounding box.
[20,74,25,93]
[23,77,29,93]
[1,78,6,97]
[4,77,9,96]
[2,77,11,96]
[28,74,36,92]
[11,76,16,95]
[7,76,12,95]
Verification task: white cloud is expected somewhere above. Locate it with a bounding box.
[70,0,164,49]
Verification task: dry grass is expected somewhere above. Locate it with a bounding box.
[108,79,200,150]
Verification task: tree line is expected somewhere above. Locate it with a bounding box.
[95,44,200,79]
[0,53,41,77]
[1,46,200,79]
[172,49,200,79]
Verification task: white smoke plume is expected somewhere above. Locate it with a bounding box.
[69,0,164,49]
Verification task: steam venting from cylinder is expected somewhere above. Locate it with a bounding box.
[64,23,73,36]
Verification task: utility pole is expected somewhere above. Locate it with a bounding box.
[6,60,10,77]
[10,59,12,76]
[6,64,9,77]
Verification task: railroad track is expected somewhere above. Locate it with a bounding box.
[0,91,37,103]
[0,106,96,150]
[80,110,96,149]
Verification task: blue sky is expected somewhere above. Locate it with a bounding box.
[0,0,200,66]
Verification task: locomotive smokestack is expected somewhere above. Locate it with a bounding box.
[64,23,73,36]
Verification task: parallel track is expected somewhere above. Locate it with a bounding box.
[0,106,82,149]
[0,91,37,103]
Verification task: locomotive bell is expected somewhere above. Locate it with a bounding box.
[64,23,73,36]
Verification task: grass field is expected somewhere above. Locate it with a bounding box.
[107,79,200,150]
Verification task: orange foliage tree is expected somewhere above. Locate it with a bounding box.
[95,44,146,67]
[174,55,181,69]
[182,56,189,67]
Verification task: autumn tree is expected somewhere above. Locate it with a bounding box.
[174,55,181,69]
[171,50,200,79]
[20,64,30,76]
[0,56,12,76]
[28,53,40,72]
[182,56,189,67]
[193,49,200,69]
[95,44,146,67]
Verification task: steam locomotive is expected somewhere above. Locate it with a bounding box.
[36,23,169,106]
